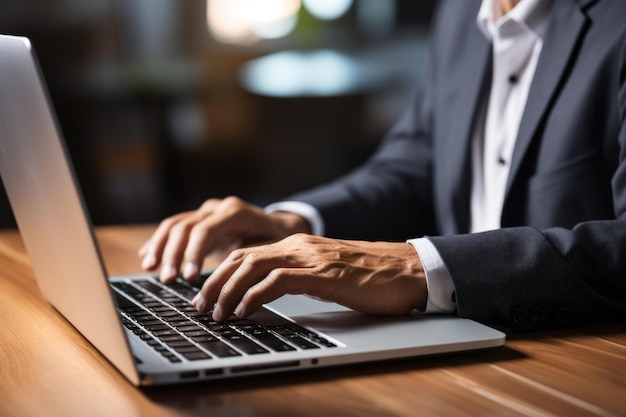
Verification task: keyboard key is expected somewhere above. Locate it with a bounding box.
[257,335,296,352]
[288,336,319,350]
[167,284,198,300]
[168,320,195,328]
[152,329,180,338]
[166,340,196,349]
[190,334,218,343]
[177,325,204,332]
[176,345,204,354]
[163,353,182,363]
[224,335,269,354]
[198,341,241,357]
[140,319,166,327]
[181,351,211,361]
[146,324,172,332]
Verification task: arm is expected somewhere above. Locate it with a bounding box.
[430,218,626,330]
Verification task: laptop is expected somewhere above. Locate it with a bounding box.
[0,34,505,386]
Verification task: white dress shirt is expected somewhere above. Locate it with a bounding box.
[470,0,550,233]
[267,0,551,314]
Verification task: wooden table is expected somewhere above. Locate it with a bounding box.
[0,225,624,417]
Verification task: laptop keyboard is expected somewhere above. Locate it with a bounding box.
[111,277,336,363]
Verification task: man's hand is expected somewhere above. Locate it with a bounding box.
[138,196,311,283]
[191,234,428,321]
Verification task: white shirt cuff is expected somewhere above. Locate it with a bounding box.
[264,201,325,236]
[407,237,456,314]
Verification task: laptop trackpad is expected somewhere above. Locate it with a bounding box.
[264,294,416,331]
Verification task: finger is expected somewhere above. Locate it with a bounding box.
[191,249,246,314]
[179,205,252,280]
[181,197,288,279]
[159,215,208,283]
[234,267,319,318]
[140,198,224,270]
[213,247,317,321]
[180,223,210,280]
[213,251,271,321]
[139,212,191,270]
[180,208,237,280]
[181,199,275,280]
[195,247,284,321]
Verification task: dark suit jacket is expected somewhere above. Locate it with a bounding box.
[289,0,626,330]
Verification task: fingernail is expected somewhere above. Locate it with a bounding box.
[192,293,205,311]
[183,261,198,279]
[141,253,156,270]
[234,302,245,317]
[159,264,176,283]
[212,303,223,322]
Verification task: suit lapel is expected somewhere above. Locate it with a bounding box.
[441,25,491,234]
[504,0,589,198]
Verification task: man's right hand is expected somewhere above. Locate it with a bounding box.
[138,196,311,283]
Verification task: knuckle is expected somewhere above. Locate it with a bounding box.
[241,252,261,269]
[241,287,263,309]
[222,196,244,210]
[299,232,313,241]
[265,268,287,286]
[189,221,211,237]
[219,281,235,300]
[160,215,179,229]
[283,233,299,244]
[228,248,247,263]
[170,219,192,236]
[286,232,314,245]
[200,198,220,211]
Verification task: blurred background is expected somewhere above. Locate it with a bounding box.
[0,0,436,228]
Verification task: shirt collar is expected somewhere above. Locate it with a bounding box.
[477,0,552,41]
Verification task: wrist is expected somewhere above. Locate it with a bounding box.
[401,243,428,312]
[268,211,312,235]
[407,238,457,314]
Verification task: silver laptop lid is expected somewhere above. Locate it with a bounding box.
[0,34,140,385]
